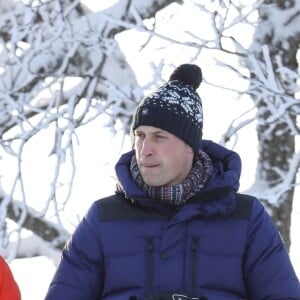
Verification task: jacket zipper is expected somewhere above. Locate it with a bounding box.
[191,236,199,296]
[146,236,154,300]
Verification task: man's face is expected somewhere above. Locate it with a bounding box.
[134,125,194,187]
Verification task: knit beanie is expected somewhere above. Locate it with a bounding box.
[131,64,203,152]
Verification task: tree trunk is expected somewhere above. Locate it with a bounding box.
[256,118,296,251]
[249,0,300,251]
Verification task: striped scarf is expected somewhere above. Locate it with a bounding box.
[130,150,213,205]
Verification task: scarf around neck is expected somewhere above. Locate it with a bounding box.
[130,150,213,205]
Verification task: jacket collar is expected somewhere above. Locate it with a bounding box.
[114,141,242,217]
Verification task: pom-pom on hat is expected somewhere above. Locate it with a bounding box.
[131,64,203,152]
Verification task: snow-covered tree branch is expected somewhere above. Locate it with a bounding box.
[0,0,177,258]
[0,0,299,258]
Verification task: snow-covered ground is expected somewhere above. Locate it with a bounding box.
[10,256,56,299]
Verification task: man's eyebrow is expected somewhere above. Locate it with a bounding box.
[153,130,167,135]
[134,129,143,134]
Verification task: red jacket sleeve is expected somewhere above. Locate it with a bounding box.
[0,256,21,300]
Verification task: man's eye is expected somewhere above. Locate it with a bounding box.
[135,133,145,139]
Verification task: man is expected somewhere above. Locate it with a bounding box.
[0,256,21,300]
[45,64,300,299]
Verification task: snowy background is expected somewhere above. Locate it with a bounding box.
[0,0,299,299]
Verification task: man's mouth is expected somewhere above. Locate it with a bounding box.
[141,163,159,168]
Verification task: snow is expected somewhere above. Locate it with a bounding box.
[10,256,56,299]
[1,1,299,299]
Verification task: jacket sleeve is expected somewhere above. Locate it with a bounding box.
[243,198,300,299]
[0,256,21,300]
[45,201,104,300]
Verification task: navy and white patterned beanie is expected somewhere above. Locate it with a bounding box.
[131,64,203,152]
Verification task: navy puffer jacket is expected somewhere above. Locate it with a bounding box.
[45,141,300,300]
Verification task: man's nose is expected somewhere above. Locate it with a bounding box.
[140,138,153,156]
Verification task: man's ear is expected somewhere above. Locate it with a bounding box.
[187,144,194,155]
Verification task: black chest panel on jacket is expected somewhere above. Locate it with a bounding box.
[97,192,254,221]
